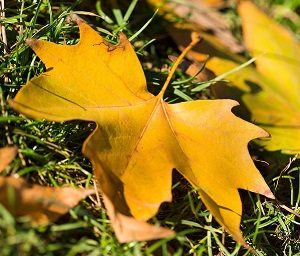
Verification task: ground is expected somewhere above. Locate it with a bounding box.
[0,0,299,255]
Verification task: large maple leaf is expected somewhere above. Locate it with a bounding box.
[206,1,300,154]
[10,21,274,244]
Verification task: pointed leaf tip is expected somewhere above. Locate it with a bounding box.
[26,38,39,49]
[263,188,275,199]
[68,13,85,25]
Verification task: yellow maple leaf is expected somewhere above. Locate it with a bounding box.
[10,21,274,244]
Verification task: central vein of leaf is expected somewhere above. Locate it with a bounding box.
[124,33,202,180]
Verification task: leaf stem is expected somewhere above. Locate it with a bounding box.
[159,32,202,97]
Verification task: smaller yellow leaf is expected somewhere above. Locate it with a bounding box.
[0,146,17,172]
[0,176,94,224]
[239,0,300,104]
[205,1,300,154]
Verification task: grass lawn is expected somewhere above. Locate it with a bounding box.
[0,0,299,255]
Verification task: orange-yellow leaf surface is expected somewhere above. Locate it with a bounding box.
[207,1,300,154]
[10,21,274,244]
[0,146,17,172]
[0,176,94,224]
